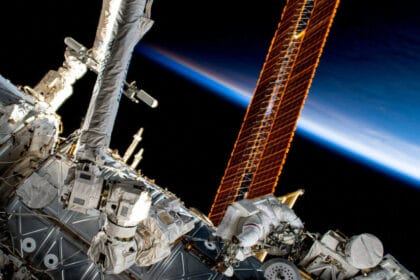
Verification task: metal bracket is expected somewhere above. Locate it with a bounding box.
[64,37,158,108]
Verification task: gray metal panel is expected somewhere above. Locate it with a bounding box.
[43,198,106,243]
[7,198,108,280]
[0,75,35,105]
[5,149,263,280]
[129,222,263,280]
[6,192,265,280]
[130,242,222,280]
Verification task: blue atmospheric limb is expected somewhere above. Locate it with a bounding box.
[137,45,250,108]
[296,115,420,187]
[136,44,420,188]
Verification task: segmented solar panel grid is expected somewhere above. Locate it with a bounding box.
[209,0,339,225]
[246,0,339,199]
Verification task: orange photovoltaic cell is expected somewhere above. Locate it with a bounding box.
[209,0,340,225]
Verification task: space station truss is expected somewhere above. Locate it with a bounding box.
[209,0,340,225]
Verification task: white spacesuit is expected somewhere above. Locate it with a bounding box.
[216,194,304,275]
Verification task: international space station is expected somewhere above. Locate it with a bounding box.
[0,0,417,279]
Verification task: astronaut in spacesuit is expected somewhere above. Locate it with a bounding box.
[216,194,304,275]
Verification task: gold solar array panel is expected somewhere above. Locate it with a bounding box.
[209,0,340,225]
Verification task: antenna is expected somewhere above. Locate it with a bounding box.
[123,128,144,163]
[209,0,340,225]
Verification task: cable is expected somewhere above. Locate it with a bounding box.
[0,211,91,245]
[0,177,21,187]
[0,157,26,165]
